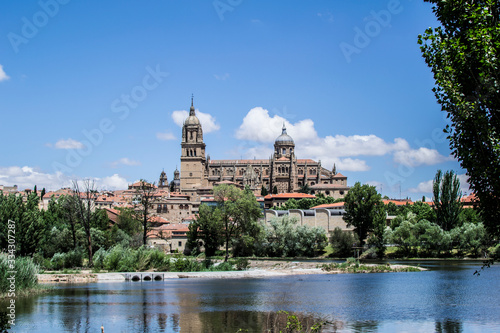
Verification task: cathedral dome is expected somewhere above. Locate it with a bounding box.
[275,124,294,145]
[185,104,200,125]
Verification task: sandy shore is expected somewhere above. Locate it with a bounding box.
[38,260,424,283]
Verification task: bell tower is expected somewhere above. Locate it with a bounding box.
[180,96,207,196]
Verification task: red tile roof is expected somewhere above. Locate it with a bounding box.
[312,202,345,209]
[382,199,413,206]
[264,193,316,200]
[310,184,348,189]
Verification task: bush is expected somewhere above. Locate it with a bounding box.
[451,222,488,257]
[489,243,500,259]
[234,257,249,270]
[209,262,234,271]
[329,228,359,258]
[92,248,108,270]
[263,216,328,257]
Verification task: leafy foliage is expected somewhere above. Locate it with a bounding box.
[433,170,462,231]
[213,185,263,261]
[419,0,500,236]
[186,204,224,257]
[262,216,327,257]
[343,182,383,245]
[329,227,359,258]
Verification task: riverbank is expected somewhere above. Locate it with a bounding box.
[38,260,425,282]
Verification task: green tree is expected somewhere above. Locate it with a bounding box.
[343,182,383,245]
[367,206,387,258]
[387,214,419,257]
[186,204,224,257]
[433,170,462,231]
[298,183,311,194]
[419,1,500,236]
[0,192,45,257]
[59,195,80,250]
[329,227,359,258]
[213,184,262,261]
[451,222,488,257]
[260,185,268,196]
[272,186,278,194]
[73,179,97,267]
[116,207,142,238]
[133,180,157,246]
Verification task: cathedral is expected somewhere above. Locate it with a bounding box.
[162,98,349,202]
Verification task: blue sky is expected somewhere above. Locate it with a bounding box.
[0,0,468,200]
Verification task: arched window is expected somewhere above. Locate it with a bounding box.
[282,148,286,154]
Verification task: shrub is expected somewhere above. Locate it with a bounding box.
[234,257,249,270]
[489,243,500,259]
[92,248,108,270]
[329,228,359,258]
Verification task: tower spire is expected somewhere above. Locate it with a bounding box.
[190,94,195,116]
[282,122,287,134]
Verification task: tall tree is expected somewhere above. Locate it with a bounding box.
[60,195,80,250]
[343,182,383,245]
[73,180,97,267]
[213,184,262,262]
[133,180,157,246]
[433,170,463,231]
[187,204,224,257]
[419,0,500,236]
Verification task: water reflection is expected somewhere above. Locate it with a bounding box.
[5,261,500,332]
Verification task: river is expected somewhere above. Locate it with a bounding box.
[5,260,500,332]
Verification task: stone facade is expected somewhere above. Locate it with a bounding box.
[264,208,354,233]
[173,99,349,199]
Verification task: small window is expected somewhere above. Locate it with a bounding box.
[178,241,182,247]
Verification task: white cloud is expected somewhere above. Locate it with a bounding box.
[52,138,85,150]
[110,158,141,168]
[409,173,470,194]
[235,107,410,172]
[98,174,129,190]
[0,165,129,191]
[393,147,452,167]
[172,109,220,133]
[234,107,456,173]
[0,65,10,82]
[336,158,370,172]
[156,131,176,141]
[0,166,71,190]
[214,73,230,80]
[409,179,434,193]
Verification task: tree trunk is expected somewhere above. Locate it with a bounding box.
[87,230,93,267]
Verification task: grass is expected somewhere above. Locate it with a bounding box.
[0,254,51,299]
